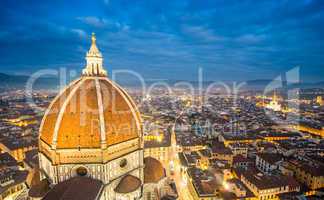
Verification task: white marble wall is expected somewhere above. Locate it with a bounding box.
[39,149,144,199]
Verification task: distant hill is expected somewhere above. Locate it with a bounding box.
[0,73,323,91]
[0,72,28,82]
[0,73,60,90]
[244,79,324,90]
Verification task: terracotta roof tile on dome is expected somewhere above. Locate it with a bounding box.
[100,80,140,145]
[56,79,101,148]
[39,77,141,149]
[114,175,142,194]
[39,79,82,146]
[42,177,103,200]
[144,157,166,183]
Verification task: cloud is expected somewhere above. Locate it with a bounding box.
[104,0,110,5]
[77,16,108,28]
[1,0,324,81]
[235,34,267,44]
[181,25,225,42]
[71,29,87,39]
[76,16,130,31]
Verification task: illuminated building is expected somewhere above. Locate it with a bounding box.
[288,159,324,190]
[0,136,37,162]
[186,167,219,200]
[232,155,254,169]
[197,149,211,170]
[30,34,172,200]
[219,134,260,147]
[0,153,28,199]
[266,91,281,112]
[144,131,171,168]
[260,132,300,142]
[179,151,210,170]
[176,131,206,152]
[239,169,300,200]
[220,178,256,200]
[211,146,234,166]
[255,153,283,174]
[291,123,324,138]
[316,96,323,106]
[210,141,234,166]
[0,169,28,200]
[228,143,248,157]
[4,118,37,127]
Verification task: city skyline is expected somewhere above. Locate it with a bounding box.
[1,0,324,82]
[1,2,324,199]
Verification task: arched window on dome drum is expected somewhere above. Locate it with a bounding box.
[76,166,88,176]
[120,159,127,168]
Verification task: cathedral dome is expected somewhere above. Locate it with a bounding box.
[114,175,142,194]
[39,33,141,150]
[37,34,144,200]
[144,157,166,183]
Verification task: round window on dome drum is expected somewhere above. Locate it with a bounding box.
[76,166,88,176]
[120,159,127,168]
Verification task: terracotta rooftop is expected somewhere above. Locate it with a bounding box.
[0,170,28,194]
[241,168,299,190]
[28,179,50,198]
[144,157,166,183]
[0,152,17,168]
[256,153,283,165]
[187,167,219,197]
[114,175,142,193]
[42,177,103,200]
[233,155,254,165]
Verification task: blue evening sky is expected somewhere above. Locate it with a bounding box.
[0,0,324,82]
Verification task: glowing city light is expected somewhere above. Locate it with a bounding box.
[223,181,229,190]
